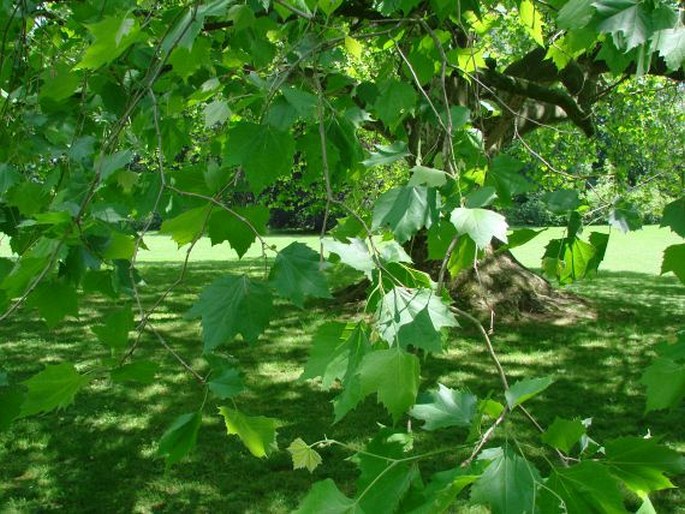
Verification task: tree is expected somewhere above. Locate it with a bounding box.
[1,0,684,512]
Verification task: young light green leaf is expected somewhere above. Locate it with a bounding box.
[287,438,323,472]
[157,411,202,467]
[20,363,90,417]
[269,242,332,307]
[207,206,269,258]
[541,417,586,453]
[538,461,626,514]
[470,446,542,514]
[604,436,685,495]
[519,0,544,45]
[449,207,508,249]
[218,407,279,458]
[160,205,212,247]
[294,479,359,514]
[358,349,420,422]
[505,376,554,408]
[187,274,273,350]
[409,384,477,431]
[373,186,439,243]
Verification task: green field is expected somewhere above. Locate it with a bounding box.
[0,227,683,513]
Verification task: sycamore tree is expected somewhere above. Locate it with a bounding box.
[1,0,685,512]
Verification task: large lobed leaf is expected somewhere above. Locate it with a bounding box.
[269,242,332,307]
[20,363,90,417]
[187,274,273,350]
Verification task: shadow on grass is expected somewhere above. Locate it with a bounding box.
[1,264,683,512]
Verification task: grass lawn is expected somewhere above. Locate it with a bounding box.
[0,226,683,513]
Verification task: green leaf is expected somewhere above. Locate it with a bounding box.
[294,479,360,514]
[0,370,7,387]
[40,63,81,102]
[449,207,508,249]
[269,242,332,307]
[505,376,554,408]
[207,206,269,258]
[373,186,439,244]
[604,436,685,495]
[323,238,376,278]
[92,306,134,350]
[110,360,159,384]
[26,280,78,328]
[218,407,279,458]
[653,28,685,71]
[594,0,651,51]
[0,164,20,194]
[465,187,497,208]
[355,429,419,513]
[187,274,273,350]
[409,384,477,431]
[77,14,142,70]
[541,417,586,453]
[203,100,231,128]
[361,141,411,168]
[287,438,323,472]
[519,0,545,45]
[640,356,685,411]
[543,189,581,213]
[282,86,317,119]
[225,122,296,193]
[375,287,458,347]
[500,228,545,251]
[558,0,595,29]
[407,166,448,187]
[539,461,627,514]
[374,79,418,129]
[660,197,685,237]
[0,389,24,431]
[609,199,642,233]
[157,412,202,467]
[470,446,542,514]
[661,244,685,284]
[357,349,420,422]
[404,465,483,514]
[20,363,90,417]
[160,205,211,247]
[301,322,371,390]
[97,149,133,181]
[208,367,244,399]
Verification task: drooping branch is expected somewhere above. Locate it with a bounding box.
[480,68,595,137]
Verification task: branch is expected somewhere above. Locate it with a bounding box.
[481,69,595,137]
